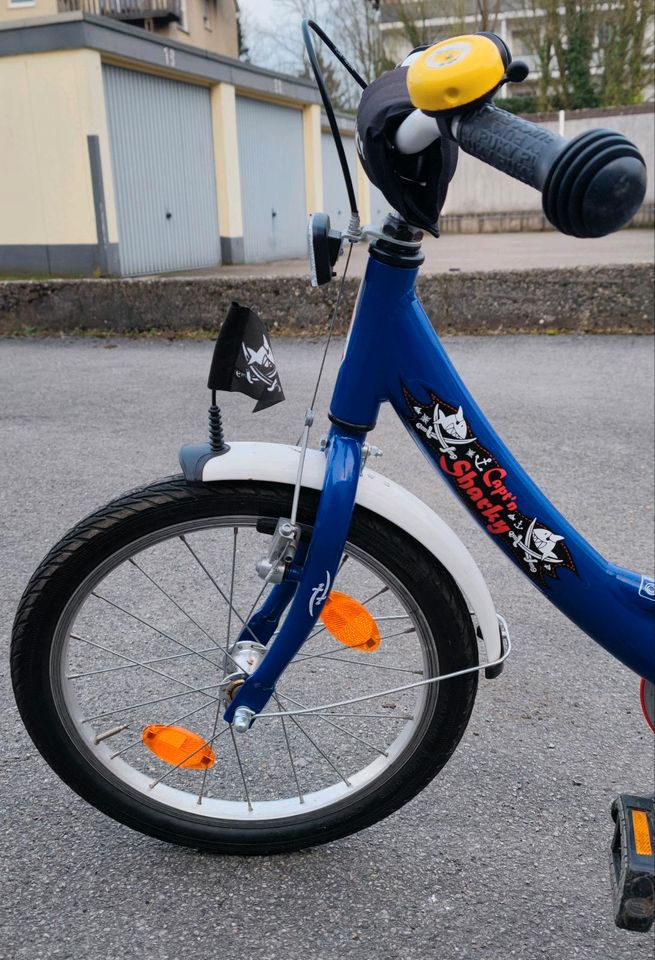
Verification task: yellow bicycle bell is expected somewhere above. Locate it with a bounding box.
[407,34,508,115]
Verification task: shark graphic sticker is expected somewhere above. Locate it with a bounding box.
[402,385,576,584]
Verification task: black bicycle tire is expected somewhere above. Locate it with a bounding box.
[11,476,479,854]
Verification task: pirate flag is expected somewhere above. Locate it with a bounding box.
[208,302,285,412]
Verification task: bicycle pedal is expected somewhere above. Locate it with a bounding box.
[610,793,655,932]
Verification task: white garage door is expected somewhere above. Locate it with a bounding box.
[237,97,307,262]
[103,66,221,276]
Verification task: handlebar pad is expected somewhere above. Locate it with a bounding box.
[450,103,647,238]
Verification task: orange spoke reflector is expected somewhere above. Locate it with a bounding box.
[320,591,381,651]
[142,724,216,770]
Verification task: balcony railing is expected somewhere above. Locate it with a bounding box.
[58,0,182,24]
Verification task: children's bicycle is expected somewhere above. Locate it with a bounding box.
[11,21,654,931]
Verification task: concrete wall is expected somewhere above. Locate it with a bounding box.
[442,107,655,218]
[1,265,652,336]
[0,47,119,273]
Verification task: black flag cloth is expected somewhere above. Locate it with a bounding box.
[207,302,285,412]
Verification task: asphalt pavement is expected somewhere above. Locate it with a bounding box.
[1,334,654,960]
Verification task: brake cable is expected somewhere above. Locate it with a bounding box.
[289,21,363,467]
[291,240,353,510]
[302,19,365,223]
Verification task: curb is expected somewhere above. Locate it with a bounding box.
[0,264,653,337]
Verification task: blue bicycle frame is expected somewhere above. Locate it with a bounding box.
[224,250,655,724]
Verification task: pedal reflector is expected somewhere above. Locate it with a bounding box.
[142,724,216,769]
[320,591,381,651]
[633,810,654,857]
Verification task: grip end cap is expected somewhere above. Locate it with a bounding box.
[543,129,647,238]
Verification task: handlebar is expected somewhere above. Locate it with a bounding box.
[451,104,646,237]
[395,102,646,238]
[394,109,441,155]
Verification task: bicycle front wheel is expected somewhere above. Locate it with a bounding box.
[11,477,478,853]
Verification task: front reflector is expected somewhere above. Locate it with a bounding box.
[142,724,216,769]
[320,590,381,651]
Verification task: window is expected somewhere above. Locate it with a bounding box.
[510,29,533,58]
[9,0,36,7]
[203,0,212,31]
[177,0,189,33]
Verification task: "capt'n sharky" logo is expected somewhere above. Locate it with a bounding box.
[403,386,576,584]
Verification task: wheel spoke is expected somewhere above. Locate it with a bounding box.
[128,557,220,648]
[277,702,351,787]
[179,535,263,648]
[277,692,388,757]
[229,728,253,811]
[81,680,228,724]
[68,644,224,680]
[224,527,238,669]
[273,692,304,804]
[292,627,417,667]
[291,652,422,675]
[71,634,219,694]
[378,628,417,641]
[91,592,226,673]
[94,724,129,744]
[197,700,223,806]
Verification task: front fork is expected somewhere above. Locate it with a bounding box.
[223,426,364,726]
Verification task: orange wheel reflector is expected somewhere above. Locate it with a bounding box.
[320,591,381,651]
[142,724,216,770]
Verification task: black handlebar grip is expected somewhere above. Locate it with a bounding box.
[450,103,647,238]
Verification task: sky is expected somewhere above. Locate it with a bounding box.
[237,0,315,73]
[237,0,279,30]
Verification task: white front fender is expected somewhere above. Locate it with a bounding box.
[200,442,501,664]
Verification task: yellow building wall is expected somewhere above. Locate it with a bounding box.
[210,81,243,238]
[0,47,118,246]
[0,2,239,58]
[212,0,238,57]
[303,103,323,215]
[153,0,239,58]
[0,0,59,25]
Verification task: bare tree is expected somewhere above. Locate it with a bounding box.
[336,0,393,82]
[600,0,653,106]
[242,0,654,111]
[242,0,356,108]
[473,0,503,32]
[377,0,503,43]
[377,1,438,50]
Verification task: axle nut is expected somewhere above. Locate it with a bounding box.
[233,707,255,734]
